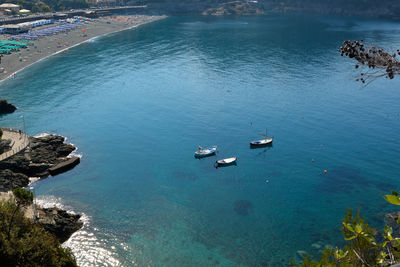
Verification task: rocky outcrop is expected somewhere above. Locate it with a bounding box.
[29,135,76,164]
[48,157,80,176]
[36,207,83,243]
[0,134,83,244]
[0,99,17,114]
[0,169,29,192]
[147,0,400,19]
[385,211,400,236]
[0,139,11,154]
[259,0,400,19]
[0,134,79,192]
[148,0,263,15]
[202,1,263,15]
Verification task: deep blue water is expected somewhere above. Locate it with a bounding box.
[1,14,400,266]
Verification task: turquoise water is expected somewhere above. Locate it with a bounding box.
[1,14,400,266]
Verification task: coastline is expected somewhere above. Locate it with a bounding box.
[0,14,167,84]
[0,133,83,244]
[0,14,166,260]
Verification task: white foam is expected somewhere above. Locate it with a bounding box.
[67,144,82,159]
[87,36,100,42]
[28,177,40,186]
[33,133,80,159]
[36,195,122,267]
[33,132,51,138]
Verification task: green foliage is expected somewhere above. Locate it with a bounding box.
[341,209,379,266]
[293,191,400,266]
[0,199,77,266]
[8,188,34,238]
[383,191,400,206]
[291,247,354,267]
[31,5,39,13]
[12,187,33,207]
[40,4,50,12]
[0,0,88,12]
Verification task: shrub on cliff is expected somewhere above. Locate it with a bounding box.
[0,192,77,266]
[291,192,400,266]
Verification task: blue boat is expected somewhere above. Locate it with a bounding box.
[194,146,217,158]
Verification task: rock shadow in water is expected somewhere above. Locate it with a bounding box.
[315,166,393,194]
[172,171,198,182]
[233,200,253,216]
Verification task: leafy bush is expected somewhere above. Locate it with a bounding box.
[0,189,77,266]
[291,192,400,266]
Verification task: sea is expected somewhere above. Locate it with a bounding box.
[1,14,400,266]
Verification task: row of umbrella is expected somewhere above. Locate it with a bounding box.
[10,23,83,40]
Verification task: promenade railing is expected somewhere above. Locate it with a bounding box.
[0,128,29,161]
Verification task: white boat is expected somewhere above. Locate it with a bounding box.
[250,137,273,147]
[194,146,217,158]
[250,129,273,147]
[215,157,237,166]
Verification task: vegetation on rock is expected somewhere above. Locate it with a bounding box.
[0,0,88,12]
[291,192,400,266]
[0,188,77,266]
[291,41,400,266]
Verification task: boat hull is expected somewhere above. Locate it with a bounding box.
[250,138,273,147]
[194,146,217,158]
[215,157,237,167]
[194,150,216,158]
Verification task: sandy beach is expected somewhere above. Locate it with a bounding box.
[0,14,166,82]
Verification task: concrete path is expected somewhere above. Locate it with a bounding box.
[0,129,29,161]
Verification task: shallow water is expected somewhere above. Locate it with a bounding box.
[1,15,400,266]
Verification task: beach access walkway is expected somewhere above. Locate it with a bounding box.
[0,128,29,161]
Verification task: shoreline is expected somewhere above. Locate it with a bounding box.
[0,15,167,84]
[0,133,83,243]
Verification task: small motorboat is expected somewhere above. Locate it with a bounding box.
[194,146,217,158]
[250,137,274,147]
[215,157,237,167]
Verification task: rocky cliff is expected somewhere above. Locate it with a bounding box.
[0,99,16,114]
[36,207,83,243]
[0,134,80,192]
[146,0,400,19]
[259,0,400,19]
[147,0,264,15]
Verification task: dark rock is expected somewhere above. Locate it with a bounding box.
[0,139,11,154]
[56,145,75,158]
[385,211,400,237]
[233,199,253,216]
[0,169,29,192]
[0,134,79,190]
[29,135,73,164]
[37,207,83,243]
[0,169,28,190]
[315,166,393,194]
[48,157,80,176]
[0,99,17,114]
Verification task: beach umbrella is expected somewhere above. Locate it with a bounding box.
[57,41,60,44]
[82,29,86,33]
